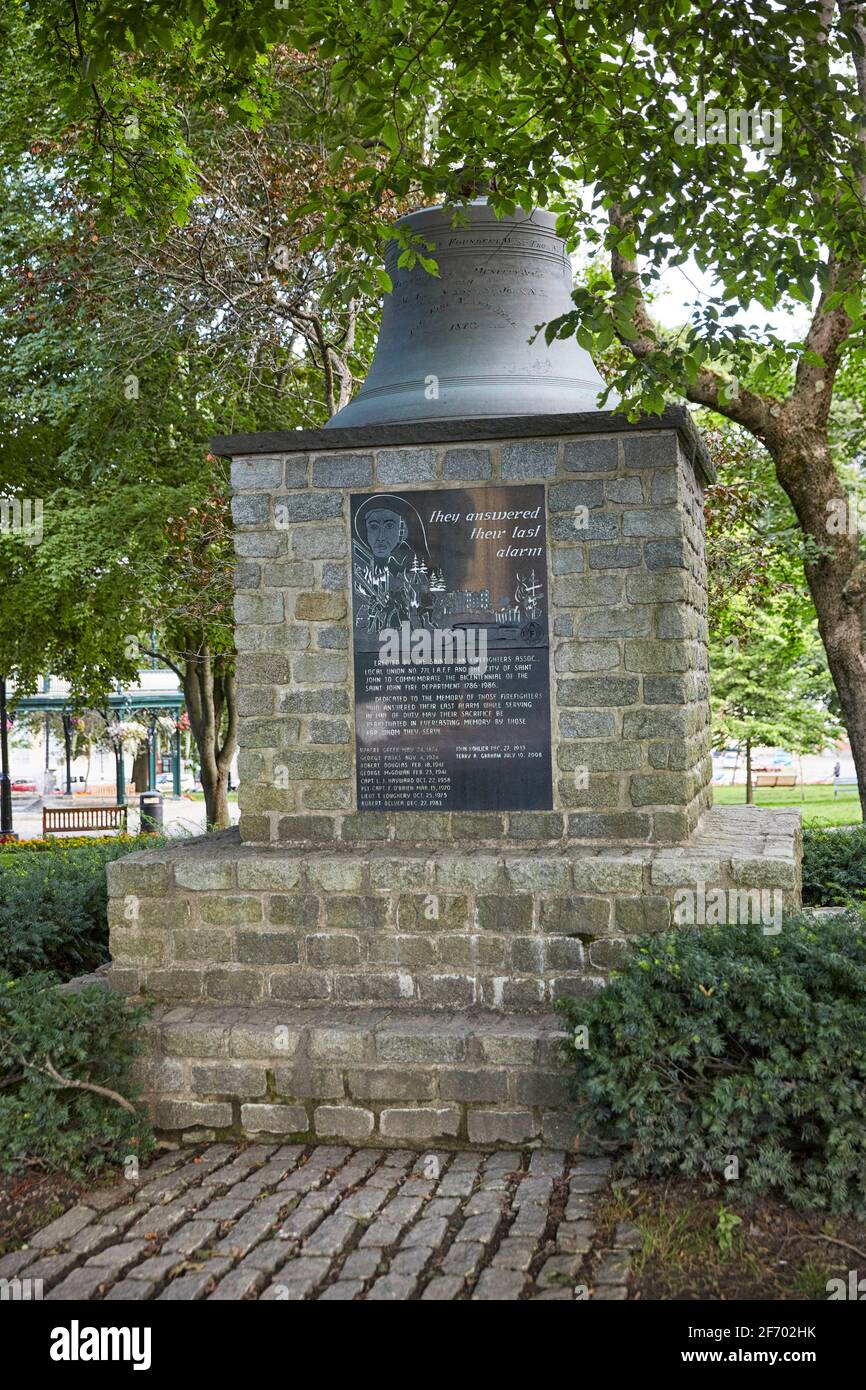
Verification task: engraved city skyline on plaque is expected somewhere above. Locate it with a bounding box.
[350,484,553,812]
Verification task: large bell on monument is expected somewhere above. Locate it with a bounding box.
[325,200,612,428]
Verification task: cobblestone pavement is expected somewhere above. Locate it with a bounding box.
[1,1144,636,1301]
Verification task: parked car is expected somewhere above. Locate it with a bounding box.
[11,779,37,792]
[753,750,794,772]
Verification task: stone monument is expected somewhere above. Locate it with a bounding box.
[108,202,801,1149]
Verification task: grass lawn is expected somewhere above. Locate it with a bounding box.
[713,782,861,827]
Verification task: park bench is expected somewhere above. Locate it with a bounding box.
[834,775,858,799]
[72,782,136,799]
[754,772,797,788]
[42,805,128,836]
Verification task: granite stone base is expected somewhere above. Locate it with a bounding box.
[136,1005,575,1149]
[107,805,800,1146]
[108,807,801,1011]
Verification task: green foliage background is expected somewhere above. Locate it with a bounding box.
[802,824,866,905]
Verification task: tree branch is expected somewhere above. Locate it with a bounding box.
[608,203,781,442]
[217,667,238,771]
[786,1,863,428]
[23,1053,138,1115]
[789,254,858,428]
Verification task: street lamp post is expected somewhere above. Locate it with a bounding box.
[140,709,163,833]
[0,677,17,840]
[147,710,158,792]
[61,711,73,796]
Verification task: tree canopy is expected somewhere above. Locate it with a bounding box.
[2,1,866,808]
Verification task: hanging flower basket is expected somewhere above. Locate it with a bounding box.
[108,719,148,761]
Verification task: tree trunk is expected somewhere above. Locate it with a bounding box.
[132,749,148,793]
[796,570,866,820]
[609,187,866,816]
[745,738,753,805]
[200,757,230,830]
[181,642,238,829]
[769,427,866,821]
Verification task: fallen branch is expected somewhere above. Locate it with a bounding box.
[23,1053,138,1115]
[802,1232,866,1262]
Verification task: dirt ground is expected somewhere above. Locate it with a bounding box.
[0,1169,87,1256]
[596,1175,866,1300]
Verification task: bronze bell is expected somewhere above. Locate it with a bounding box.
[325,200,613,428]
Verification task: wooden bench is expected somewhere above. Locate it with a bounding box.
[72,783,136,799]
[834,775,858,798]
[42,805,128,836]
[754,773,797,788]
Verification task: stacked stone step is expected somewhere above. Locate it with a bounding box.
[107,810,801,1013]
[134,1004,573,1148]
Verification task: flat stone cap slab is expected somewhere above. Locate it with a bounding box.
[150,1002,568,1053]
[211,405,714,484]
[108,807,800,894]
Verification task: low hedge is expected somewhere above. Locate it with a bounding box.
[802,823,866,906]
[0,972,153,1177]
[558,912,866,1217]
[0,835,163,980]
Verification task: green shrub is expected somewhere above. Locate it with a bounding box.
[558,912,866,1217]
[0,972,153,1177]
[0,836,163,979]
[802,824,866,906]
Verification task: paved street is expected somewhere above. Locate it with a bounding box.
[2,1144,634,1301]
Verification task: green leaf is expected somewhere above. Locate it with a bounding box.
[381,121,400,154]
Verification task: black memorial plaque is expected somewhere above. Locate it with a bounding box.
[350,484,552,812]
